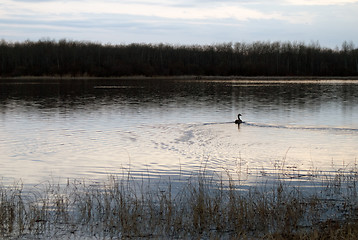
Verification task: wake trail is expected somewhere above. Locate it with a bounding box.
[244,122,358,133]
[186,122,357,133]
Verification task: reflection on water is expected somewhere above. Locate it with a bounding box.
[0,79,358,188]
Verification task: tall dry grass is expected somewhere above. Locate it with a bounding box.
[1,166,358,239]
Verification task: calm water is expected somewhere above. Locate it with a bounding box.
[1,78,358,187]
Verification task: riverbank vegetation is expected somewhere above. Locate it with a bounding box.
[1,167,358,239]
[1,39,358,78]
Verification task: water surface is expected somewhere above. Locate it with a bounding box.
[1,79,357,188]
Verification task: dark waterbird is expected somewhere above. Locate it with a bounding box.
[235,114,243,124]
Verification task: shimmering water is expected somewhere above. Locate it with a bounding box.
[1,78,358,187]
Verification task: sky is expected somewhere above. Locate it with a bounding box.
[1,0,357,48]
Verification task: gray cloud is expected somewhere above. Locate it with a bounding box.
[0,0,357,47]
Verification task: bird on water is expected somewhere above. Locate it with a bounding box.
[235,114,243,124]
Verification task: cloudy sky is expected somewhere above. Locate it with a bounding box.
[1,0,357,47]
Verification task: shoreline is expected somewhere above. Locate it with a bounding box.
[1,75,358,81]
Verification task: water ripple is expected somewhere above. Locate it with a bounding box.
[245,122,358,133]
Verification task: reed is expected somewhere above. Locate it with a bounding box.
[1,166,358,239]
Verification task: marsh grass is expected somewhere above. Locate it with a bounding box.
[1,165,358,239]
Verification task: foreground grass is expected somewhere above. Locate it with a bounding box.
[1,169,358,239]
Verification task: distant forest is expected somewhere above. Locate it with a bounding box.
[1,39,357,77]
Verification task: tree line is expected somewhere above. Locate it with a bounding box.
[0,39,357,77]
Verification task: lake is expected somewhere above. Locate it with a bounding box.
[1,78,358,189]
